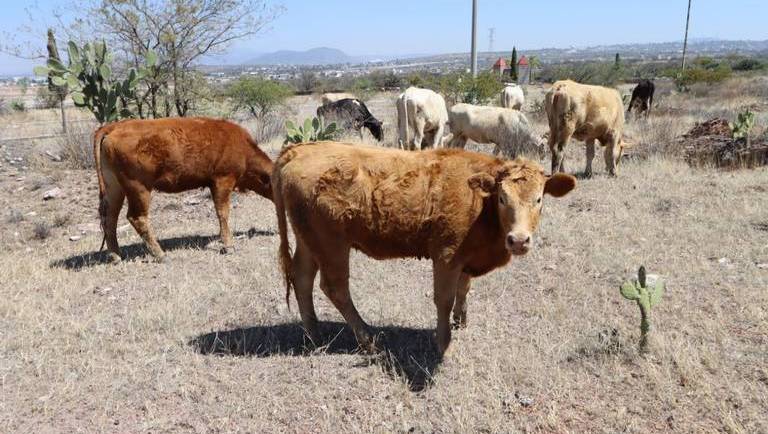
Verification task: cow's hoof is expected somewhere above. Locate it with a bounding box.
[452,319,467,330]
[107,253,122,264]
[153,255,168,264]
[219,246,234,255]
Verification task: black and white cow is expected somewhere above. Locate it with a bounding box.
[627,79,655,116]
[317,98,384,141]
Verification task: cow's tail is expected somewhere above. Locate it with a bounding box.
[398,94,410,150]
[551,86,570,131]
[273,165,294,310]
[93,126,109,251]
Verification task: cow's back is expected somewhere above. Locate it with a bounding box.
[402,87,448,128]
[545,80,624,142]
[101,117,262,192]
[276,142,486,260]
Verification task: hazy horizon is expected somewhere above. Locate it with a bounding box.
[2,0,768,75]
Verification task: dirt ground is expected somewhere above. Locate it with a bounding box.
[1,79,767,433]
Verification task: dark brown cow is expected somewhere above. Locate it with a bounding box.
[94,117,273,263]
[273,142,576,356]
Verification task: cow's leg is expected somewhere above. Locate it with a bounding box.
[584,139,596,178]
[431,124,445,149]
[452,272,472,329]
[433,260,461,356]
[550,134,568,174]
[604,136,621,177]
[318,250,375,352]
[211,176,236,253]
[125,183,164,261]
[412,119,426,150]
[293,239,320,346]
[100,164,125,263]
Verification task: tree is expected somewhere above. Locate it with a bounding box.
[10,0,283,118]
[226,76,292,141]
[614,53,621,70]
[226,77,292,118]
[509,47,518,81]
[297,71,320,94]
[528,56,541,83]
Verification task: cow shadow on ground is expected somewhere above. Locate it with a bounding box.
[189,321,441,392]
[50,227,275,270]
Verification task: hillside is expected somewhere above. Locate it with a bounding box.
[248,47,352,65]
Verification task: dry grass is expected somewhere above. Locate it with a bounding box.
[1,78,767,433]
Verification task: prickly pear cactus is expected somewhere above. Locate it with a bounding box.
[284,117,337,144]
[35,40,156,124]
[620,266,665,351]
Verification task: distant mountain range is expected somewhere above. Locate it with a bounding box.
[248,47,352,65]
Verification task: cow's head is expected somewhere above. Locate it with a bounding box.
[469,160,576,255]
[367,119,384,141]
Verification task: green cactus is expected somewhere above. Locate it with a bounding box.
[34,40,156,124]
[284,117,337,144]
[730,110,755,144]
[620,266,665,352]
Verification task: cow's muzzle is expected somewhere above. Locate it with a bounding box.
[506,232,531,255]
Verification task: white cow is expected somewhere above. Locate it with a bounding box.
[321,92,356,105]
[500,83,525,110]
[396,87,449,150]
[446,103,542,158]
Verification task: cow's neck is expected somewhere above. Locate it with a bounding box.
[458,194,511,277]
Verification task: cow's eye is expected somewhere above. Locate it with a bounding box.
[536,196,542,205]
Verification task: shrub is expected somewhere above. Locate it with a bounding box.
[539,61,622,86]
[731,57,765,71]
[56,123,95,169]
[36,86,61,109]
[11,100,27,112]
[32,222,52,240]
[673,64,732,90]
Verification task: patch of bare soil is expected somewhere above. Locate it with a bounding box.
[683,118,768,168]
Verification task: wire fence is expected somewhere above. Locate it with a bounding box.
[1,118,97,144]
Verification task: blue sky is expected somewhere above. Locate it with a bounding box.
[2,0,767,75]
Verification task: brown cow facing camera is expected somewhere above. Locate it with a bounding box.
[273,142,576,356]
[94,117,273,263]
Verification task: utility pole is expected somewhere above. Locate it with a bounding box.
[470,0,478,77]
[681,0,692,71]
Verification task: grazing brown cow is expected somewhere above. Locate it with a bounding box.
[273,142,576,355]
[94,117,273,263]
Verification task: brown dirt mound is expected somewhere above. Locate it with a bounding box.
[682,118,732,139]
[682,118,768,169]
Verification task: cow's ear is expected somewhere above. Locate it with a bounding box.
[544,173,576,197]
[468,172,496,197]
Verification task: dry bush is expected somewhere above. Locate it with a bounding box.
[53,214,71,228]
[6,209,24,224]
[56,123,96,169]
[31,222,51,240]
[36,87,60,110]
[625,114,694,159]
